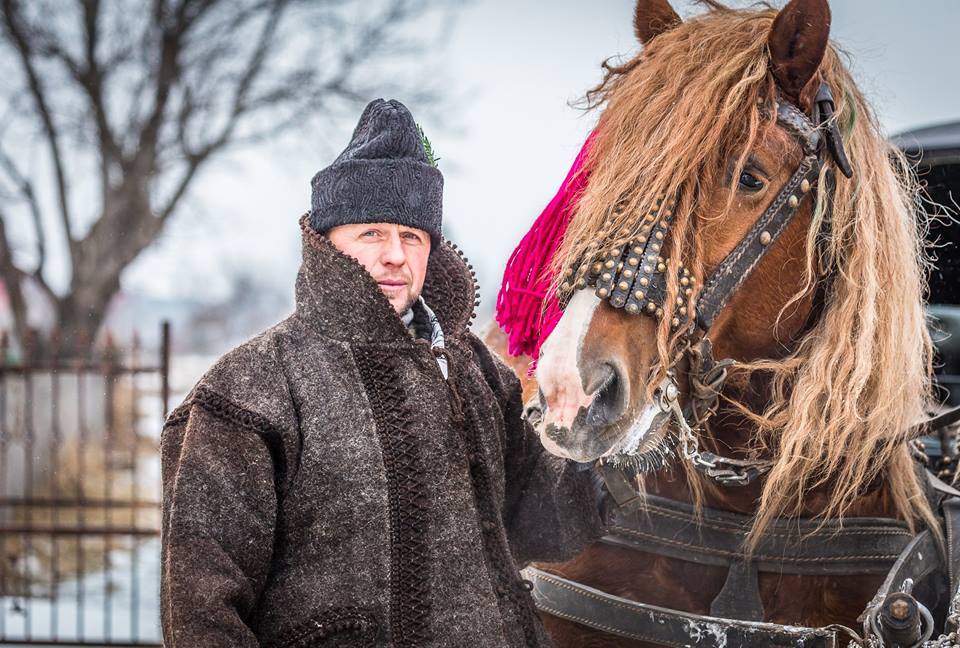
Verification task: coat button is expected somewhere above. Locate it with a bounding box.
[482,520,495,532]
[496,585,507,596]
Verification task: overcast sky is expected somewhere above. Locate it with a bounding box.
[122,0,960,326]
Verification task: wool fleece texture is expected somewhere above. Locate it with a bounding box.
[160,215,605,647]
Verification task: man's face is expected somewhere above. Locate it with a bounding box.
[327,222,431,314]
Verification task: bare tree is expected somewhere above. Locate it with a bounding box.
[0,0,456,357]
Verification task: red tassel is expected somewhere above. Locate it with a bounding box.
[495,131,596,364]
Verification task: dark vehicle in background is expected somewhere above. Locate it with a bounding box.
[894,122,960,407]
[894,122,960,474]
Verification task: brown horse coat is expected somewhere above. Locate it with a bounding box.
[159,216,604,647]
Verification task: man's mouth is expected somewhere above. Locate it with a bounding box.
[378,280,407,289]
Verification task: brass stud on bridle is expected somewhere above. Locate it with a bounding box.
[565,196,696,330]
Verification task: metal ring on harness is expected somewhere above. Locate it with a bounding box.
[867,599,935,647]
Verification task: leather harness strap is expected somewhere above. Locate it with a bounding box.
[695,154,821,331]
[525,488,956,647]
[522,566,841,648]
[942,498,960,634]
[600,490,915,624]
[602,493,915,577]
[907,405,960,442]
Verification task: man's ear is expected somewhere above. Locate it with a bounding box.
[633,0,681,45]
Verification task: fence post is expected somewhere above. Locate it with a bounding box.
[160,321,171,418]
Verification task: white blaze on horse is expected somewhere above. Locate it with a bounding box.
[492,0,960,646]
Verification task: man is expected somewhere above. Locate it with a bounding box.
[160,99,603,647]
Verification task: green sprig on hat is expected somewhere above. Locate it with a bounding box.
[417,124,440,168]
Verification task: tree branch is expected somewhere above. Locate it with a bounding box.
[130,0,217,175]
[1,0,76,262]
[186,0,286,155]
[79,0,125,184]
[158,0,287,220]
[0,212,57,351]
[0,144,47,281]
[0,209,36,349]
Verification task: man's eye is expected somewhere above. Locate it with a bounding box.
[738,171,764,192]
[361,230,379,238]
[402,233,423,243]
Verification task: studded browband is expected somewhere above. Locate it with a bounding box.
[560,83,852,486]
[560,89,834,336]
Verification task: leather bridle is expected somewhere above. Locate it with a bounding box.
[560,82,853,486]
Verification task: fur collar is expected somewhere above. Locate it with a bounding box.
[295,214,477,344]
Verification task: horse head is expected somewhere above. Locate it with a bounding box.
[534,0,934,536]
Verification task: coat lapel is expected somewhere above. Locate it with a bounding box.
[295,214,477,344]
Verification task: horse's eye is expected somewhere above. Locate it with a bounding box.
[738,171,764,192]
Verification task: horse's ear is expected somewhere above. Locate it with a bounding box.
[633,0,681,45]
[768,0,831,108]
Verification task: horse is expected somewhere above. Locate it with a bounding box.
[491,0,955,645]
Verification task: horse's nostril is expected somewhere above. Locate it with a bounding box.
[584,364,616,396]
[586,365,625,427]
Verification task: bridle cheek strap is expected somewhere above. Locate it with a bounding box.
[696,96,825,333]
[695,153,821,331]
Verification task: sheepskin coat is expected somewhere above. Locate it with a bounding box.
[159,215,604,647]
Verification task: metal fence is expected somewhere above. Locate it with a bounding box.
[0,323,170,647]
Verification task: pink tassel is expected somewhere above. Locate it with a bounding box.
[495,131,596,363]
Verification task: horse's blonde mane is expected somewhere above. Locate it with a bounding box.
[554,4,936,544]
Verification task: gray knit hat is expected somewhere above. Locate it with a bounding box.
[309,98,443,245]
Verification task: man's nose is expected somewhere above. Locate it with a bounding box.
[380,234,407,266]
